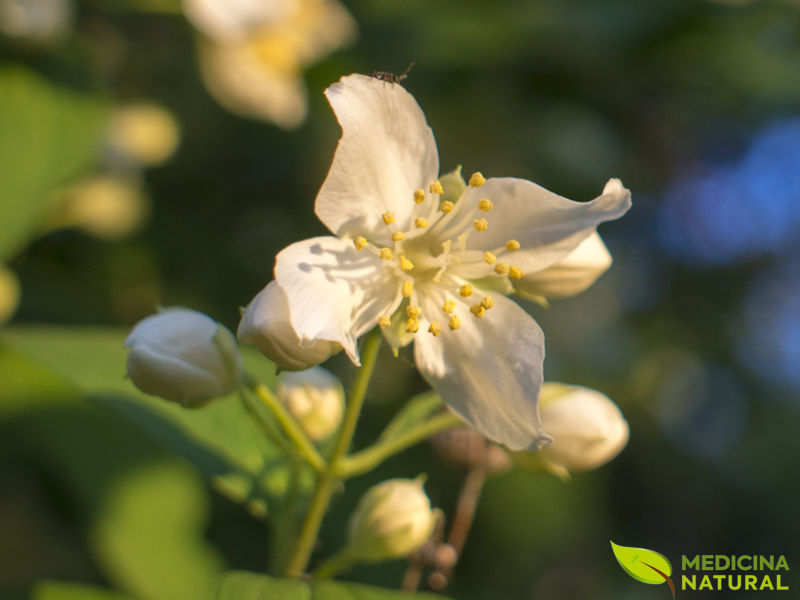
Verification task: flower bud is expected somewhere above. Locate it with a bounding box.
[347,478,437,562]
[237,281,340,370]
[107,103,180,166]
[125,308,242,407]
[277,367,344,441]
[0,266,20,325]
[536,383,629,476]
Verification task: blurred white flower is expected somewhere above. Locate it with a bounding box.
[106,103,180,167]
[0,266,20,325]
[184,0,356,128]
[0,0,71,42]
[347,478,436,562]
[277,366,344,441]
[237,280,340,370]
[265,74,631,450]
[125,308,242,407]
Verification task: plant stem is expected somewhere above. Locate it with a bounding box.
[336,412,463,478]
[283,329,383,577]
[239,389,294,457]
[313,550,356,579]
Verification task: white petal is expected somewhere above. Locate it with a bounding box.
[453,177,630,275]
[315,74,439,243]
[413,294,550,451]
[514,232,612,299]
[274,236,402,364]
[183,0,291,40]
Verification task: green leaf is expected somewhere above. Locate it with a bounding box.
[31,581,130,600]
[378,391,444,443]
[216,572,451,600]
[0,67,107,260]
[610,541,672,585]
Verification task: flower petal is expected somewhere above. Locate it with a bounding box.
[275,236,402,364]
[413,293,551,451]
[315,74,439,243]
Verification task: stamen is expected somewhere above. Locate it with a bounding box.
[459,284,473,297]
[468,172,486,187]
[484,251,496,264]
[380,247,393,260]
[430,180,444,194]
[505,239,520,251]
[354,236,367,250]
[414,217,428,228]
[441,239,452,253]
[478,198,493,211]
[378,315,391,328]
[428,321,442,336]
[494,263,510,275]
[392,231,405,242]
[414,189,426,204]
[406,318,420,333]
[399,256,415,271]
[470,303,486,318]
[473,218,489,232]
[402,280,414,297]
[440,201,454,213]
[448,315,461,330]
[442,299,456,313]
[382,212,395,225]
[406,304,421,318]
[509,265,524,280]
[481,296,494,309]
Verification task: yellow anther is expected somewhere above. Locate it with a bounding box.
[402,280,414,297]
[440,201,454,213]
[380,247,393,260]
[430,180,444,194]
[354,236,367,250]
[495,263,510,275]
[478,198,493,211]
[442,299,456,313]
[459,283,473,297]
[428,321,442,336]
[473,218,489,232]
[481,296,494,310]
[468,172,486,187]
[414,217,428,228]
[509,265,524,280]
[505,239,521,251]
[414,188,426,204]
[399,255,415,271]
[470,303,486,318]
[448,315,461,330]
[382,212,395,225]
[484,251,496,264]
[392,231,405,242]
[378,315,391,328]
[406,304,421,318]
[406,318,420,333]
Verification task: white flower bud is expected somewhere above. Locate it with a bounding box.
[0,266,20,325]
[107,103,180,167]
[514,232,613,300]
[237,281,340,371]
[277,367,344,441]
[347,478,436,562]
[125,309,242,407]
[537,383,629,475]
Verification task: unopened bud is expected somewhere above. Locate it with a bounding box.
[277,367,344,441]
[107,103,180,166]
[125,308,242,407]
[347,478,437,562]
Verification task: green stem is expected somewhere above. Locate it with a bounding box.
[313,550,356,579]
[239,390,295,457]
[336,413,463,478]
[283,329,383,578]
[248,380,327,474]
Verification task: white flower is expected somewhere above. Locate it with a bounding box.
[267,74,631,450]
[536,383,629,475]
[184,0,356,128]
[125,308,242,407]
[277,366,344,441]
[0,0,72,42]
[237,280,340,370]
[347,478,436,562]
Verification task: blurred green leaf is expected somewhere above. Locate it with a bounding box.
[31,581,131,600]
[0,67,107,260]
[217,571,451,600]
[377,391,443,443]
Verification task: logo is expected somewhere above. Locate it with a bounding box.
[611,541,675,598]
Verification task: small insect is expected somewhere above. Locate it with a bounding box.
[370,61,416,84]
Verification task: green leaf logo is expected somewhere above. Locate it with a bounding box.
[610,541,675,598]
